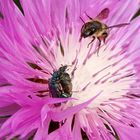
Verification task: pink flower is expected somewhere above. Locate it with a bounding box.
[0,0,140,139]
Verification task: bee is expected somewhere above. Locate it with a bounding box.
[80,8,129,53]
[48,65,72,98]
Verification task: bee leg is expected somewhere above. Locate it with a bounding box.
[102,32,108,43]
[87,36,95,48]
[97,37,101,46]
[96,37,102,56]
[85,12,93,20]
[103,37,106,44]
[79,35,82,42]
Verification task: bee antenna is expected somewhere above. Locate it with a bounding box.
[84,12,93,20]
[80,17,85,23]
[105,23,130,29]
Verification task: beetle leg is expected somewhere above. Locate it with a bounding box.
[60,93,71,98]
[87,36,95,48]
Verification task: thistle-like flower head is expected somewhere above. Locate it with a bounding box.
[0,0,140,139]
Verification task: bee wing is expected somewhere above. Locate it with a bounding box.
[95,8,110,20]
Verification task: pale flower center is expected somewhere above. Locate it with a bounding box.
[56,35,135,108]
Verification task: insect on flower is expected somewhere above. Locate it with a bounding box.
[80,8,129,53]
[48,65,72,98]
[1,0,140,139]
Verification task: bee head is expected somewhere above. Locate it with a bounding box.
[81,21,102,39]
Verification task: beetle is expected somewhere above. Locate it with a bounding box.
[48,65,72,98]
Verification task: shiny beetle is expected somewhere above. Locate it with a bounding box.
[48,65,72,98]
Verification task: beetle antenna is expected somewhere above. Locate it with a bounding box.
[105,23,130,29]
[80,17,85,23]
